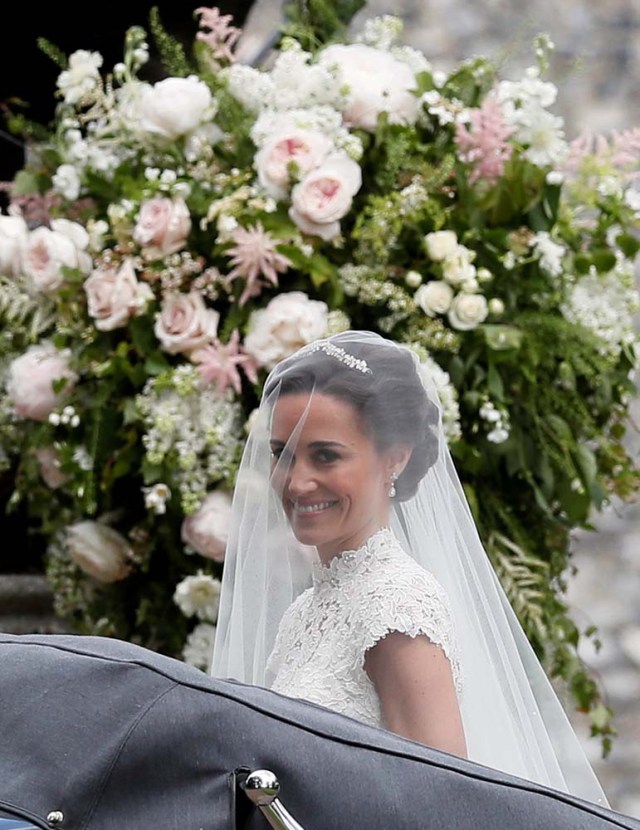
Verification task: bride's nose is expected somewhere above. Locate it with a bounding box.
[287,462,318,497]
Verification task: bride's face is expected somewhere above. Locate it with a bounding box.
[269,392,396,561]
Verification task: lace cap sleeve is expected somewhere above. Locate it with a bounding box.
[358,563,462,692]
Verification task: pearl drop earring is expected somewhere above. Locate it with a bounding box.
[388,471,398,498]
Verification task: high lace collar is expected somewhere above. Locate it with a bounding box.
[312,527,395,587]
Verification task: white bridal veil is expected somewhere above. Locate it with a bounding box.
[211,330,607,806]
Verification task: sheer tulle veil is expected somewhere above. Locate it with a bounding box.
[211,330,607,806]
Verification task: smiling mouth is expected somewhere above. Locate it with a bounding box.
[291,500,339,515]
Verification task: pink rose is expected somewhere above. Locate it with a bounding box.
[34,446,69,489]
[181,490,232,562]
[254,128,334,200]
[84,259,153,331]
[289,156,362,240]
[23,219,92,294]
[7,343,78,422]
[133,196,192,255]
[65,520,132,583]
[154,291,220,355]
[318,43,418,132]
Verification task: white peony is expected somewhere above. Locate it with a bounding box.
[318,43,418,132]
[136,76,214,140]
[244,291,329,369]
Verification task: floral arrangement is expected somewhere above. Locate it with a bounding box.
[1,1,639,748]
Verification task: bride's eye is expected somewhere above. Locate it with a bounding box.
[316,448,340,464]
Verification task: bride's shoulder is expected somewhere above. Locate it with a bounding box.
[373,533,448,598]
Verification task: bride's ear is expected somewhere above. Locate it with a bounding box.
[386,446,412,477]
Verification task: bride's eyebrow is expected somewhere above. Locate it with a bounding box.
[308,440,347,449]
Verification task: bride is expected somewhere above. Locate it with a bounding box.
[211,330,608,806]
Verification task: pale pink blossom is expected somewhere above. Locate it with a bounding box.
[225,222,291,305]
[154,291,220,355]
[66,520,132,583]
[191,329,259,395]
[289,156,362,240]
[133,196,192,256]
[196,6,242,66]
[455,96,515,185]
[181,489,233,562]
[35,446,69,489]
[7,343,78,422]
[84,259,153,331]
[254,128,334,200]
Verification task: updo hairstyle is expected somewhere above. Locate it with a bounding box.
[264,334,440,501]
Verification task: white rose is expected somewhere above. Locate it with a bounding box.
[7,343,78,422]
[181,490,232,562]
[244,291,328,369]
[254,128,334,200]
[154,291,219,355]
[424,230,458,261]
[447,293,489,331]
[84,259,153,331]
[23,221,92,294]
[173,572,222,622]
[289,156,362,241]
[442,249,477,287]
[66,520,132,583]
[415,280,454,316]
[0,214,29,277]
[318,43,418,132]
[137,76,214,140]
[133,196,192,255]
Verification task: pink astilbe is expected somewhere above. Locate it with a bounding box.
[455,96,515,186]
[195,7,242,67]
[225,222,291,306]
[192,329,259,395]
[565,128,640,180]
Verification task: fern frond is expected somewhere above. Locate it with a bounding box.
[0,278,56,344]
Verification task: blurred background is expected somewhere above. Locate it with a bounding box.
[1,0,639,816]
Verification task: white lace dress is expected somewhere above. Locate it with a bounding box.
[267,527,462,728]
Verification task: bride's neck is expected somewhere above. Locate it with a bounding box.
[316,521,389,565]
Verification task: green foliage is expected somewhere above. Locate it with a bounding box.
[282,0,368,50]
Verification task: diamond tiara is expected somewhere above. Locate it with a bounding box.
[296,340,372,374]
